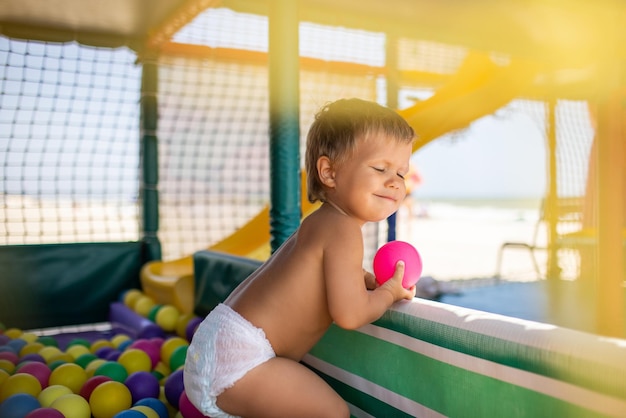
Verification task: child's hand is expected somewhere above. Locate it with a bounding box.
[379,260,416,301]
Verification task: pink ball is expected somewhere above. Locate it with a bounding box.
[178,391,209,418]
[17,361,51,388]
[373,241,422,288]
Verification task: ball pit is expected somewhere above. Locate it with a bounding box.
[0,288,203,418]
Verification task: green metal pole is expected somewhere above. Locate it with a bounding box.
[140,59,162,261]
[268,0,301,253]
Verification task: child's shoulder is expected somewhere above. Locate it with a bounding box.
[301,205,361,240]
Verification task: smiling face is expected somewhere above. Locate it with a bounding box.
[318,132,413,225]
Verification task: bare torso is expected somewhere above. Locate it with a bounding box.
[225,204,345,360]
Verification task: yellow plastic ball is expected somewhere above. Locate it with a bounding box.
[90,339,114,354]
[175,313,195,338]
[20,342,44,356]
[123,288,143,308]
[134,295,156,317]
[0,359,15,374]
[48,352,74,365]
[117,348,152,374]
[48,362,87,394]
[155,305,180,332]
[4,328,23,339]
[85,359,107,377]
[89,380,132,418]
[38,384,73,407]
[110,334,131,348]
[38,346,63,362]
[0,369,9,387]
[19,332,39,343]
[66,344,91,360]
[51,393,91,418]
[153,361,170,378]
[160,337,188,366]
[0,372,42,401]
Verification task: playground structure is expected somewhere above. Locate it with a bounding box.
[1,0,626,416]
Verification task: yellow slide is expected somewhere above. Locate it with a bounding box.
[141,175,320,313]
[141,51,539,313]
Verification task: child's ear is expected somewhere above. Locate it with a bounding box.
[317,156,336,187]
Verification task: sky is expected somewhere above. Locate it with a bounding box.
[411,110,547,200]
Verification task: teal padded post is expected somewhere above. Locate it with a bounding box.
[140,59,162,261]
[268,0,301,253]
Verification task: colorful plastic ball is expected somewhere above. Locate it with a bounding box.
[50,393,90,418]
[38,347,62,363]
[89,381,132,418]
[19,353,46,365]
[175,313,194,338]
[185,317,202,342]
[134,398,169,418]
[122,289,143,308]
[168,345,187,371]
[95,346,116,359]
[178,391,208,418]
[125,371,160,403]
[65,344,90,361]
[128,340,160,368]
[93,361,128,383]
[78,375,112,400]
[48,353,73,366]
[153,361,170,378]
[25,407,66,418]
[36,336,59,348]
[0,358,15,374]
[84,359,107,377]
[134,295,156,317]
[89,339,113,354]
[38,385,73,408]
[117,339,134,352]
[131,405,160,418]
[0,393,41,418]
[160,337,187,367]
[373,240,422,288]
[104,349,122,362]
[163,369,185,408]
[0,373,42,401]
[0,350,19,364]
[17,361,51,388]
[5,328,24,339]
[0,369,9,386]
[74,353,99,369]
[155,305,180,332]
[147,304,164,322]
[118,348,152,374]
[67,338,91,349]
[48,363,87,394]
[111,334,131,349]
[18,342,41,357]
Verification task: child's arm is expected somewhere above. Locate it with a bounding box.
[363,269,377,290]
[325,225,415,330]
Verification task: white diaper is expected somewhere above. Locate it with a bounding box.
[184,303,276,418]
